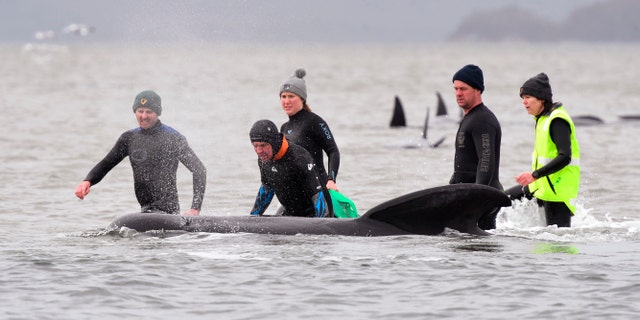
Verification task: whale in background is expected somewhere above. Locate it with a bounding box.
[389,93,446,148]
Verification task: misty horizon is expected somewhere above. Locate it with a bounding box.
[2,0,616,45]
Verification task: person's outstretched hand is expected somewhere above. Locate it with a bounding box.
[75,181,91,200]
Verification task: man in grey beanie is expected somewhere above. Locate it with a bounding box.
[74,90,207,216]
[450,64,503,230]
[132,90,162,116]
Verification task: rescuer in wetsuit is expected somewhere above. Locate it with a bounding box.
[450,65,504,230]
[249,119,333,218]
[278,68,341,192]
[514,73,580,227]
[74,90,207,216]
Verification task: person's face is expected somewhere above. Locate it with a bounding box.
[521,95,544,116]
[253,141,274,162]
[135,107,159,129]
[453,80,481,113]
[281,92,304,116]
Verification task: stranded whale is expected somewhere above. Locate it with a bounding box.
[109,184,511,236]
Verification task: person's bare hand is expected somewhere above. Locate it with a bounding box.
[75,181,91,199]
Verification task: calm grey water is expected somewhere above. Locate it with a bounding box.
[1,42,640,319]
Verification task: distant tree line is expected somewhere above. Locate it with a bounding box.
[448,0,640,42]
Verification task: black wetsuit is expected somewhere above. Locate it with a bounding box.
[450,103,503,230]
[83,120,206,214]
[281,109,340,184]
[250,140,332,217]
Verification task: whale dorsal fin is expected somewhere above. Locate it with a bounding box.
[390,95,406,127]
[436,91,448,117]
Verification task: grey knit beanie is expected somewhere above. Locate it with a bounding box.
[279,68,307,101]
[132,90,162,115]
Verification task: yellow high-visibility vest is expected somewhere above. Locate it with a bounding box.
[529,106,581,213]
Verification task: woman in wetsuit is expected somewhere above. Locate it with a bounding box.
[278,68,341,191]
[515,73,581,227]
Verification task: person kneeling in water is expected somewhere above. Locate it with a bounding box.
[249,119,333,217]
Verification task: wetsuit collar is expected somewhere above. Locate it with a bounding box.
[466,103,484,114]
[140,120,163,134]
[289,108,308,120]
[273,136,288,161]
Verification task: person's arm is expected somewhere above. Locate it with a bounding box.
[297,152,334,217]
[314,117,341,190]
[516,119,572,186]
[75,133,129,200]
[311,191,331,218]
[178,141,207,215]
[250,184,274,216]
[472,123,499,186]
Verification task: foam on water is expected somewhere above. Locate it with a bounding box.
[496,199,640,242]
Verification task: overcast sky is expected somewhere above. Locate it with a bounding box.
[1,0,605,44]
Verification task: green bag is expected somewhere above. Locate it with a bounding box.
[329,190,359,218]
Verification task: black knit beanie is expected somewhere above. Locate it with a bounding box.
[250,119,283,152]
[520,73,553,102]
[452,64,484,93]
[132,90,162,116]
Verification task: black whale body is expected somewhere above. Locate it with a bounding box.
[109,184,511,236]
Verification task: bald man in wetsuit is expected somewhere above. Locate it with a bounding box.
[249,119,333,218]
[74,90,207,216]
[450,65,503,230]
